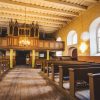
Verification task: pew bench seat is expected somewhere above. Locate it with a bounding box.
[54,74,59,84]
[75,89,90,100]
[63,81,70,90]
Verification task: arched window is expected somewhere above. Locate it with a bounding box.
[89,17,100,56]
[56,37,62,56]
[97,24,100,53]
[73,33,77,44]
[67,30,77,46]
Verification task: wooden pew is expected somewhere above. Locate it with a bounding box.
[50,61,89,81]
[35,59,43,69]
[0,60,3,77]
[42,56,75,75]
[36,59,47,72]
[42,60,61,74]
[0,58,10,80]
[35,59,42,70]
[59,64,90,88]
[69,67,100,100]
[58,63,100,88]
[51,56,74,61]
[88,73,100,100]
[42,60,92,83]
[41,60,48,72]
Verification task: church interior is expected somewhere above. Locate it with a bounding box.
[0,0,100,100]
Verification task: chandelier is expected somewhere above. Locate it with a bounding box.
[19,36,30,46]
[19,5,30,46]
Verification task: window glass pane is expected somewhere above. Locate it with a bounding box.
[73,34,77,44]
[98,48,100,52]
[97,38,100,52]
[56,51,62,56]
[98,38,100,48]
[97,27,100,37]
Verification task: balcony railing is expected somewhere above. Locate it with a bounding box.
[0,36,64,50]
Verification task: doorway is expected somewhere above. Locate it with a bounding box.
[72,48,77,60]
[68,47,78,60]
[16,50,30,65]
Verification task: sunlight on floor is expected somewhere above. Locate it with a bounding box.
[0,66,67,100]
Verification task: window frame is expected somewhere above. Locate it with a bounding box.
[96,24,100,53]
[67,30,77,46]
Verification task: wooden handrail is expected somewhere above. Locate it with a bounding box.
[0,36,64,50]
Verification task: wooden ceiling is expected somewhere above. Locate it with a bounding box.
[0,0,99,33]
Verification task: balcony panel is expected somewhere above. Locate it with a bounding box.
[0,36,64,50]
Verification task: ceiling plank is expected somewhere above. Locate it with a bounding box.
[0,6,71,21]
[0,8,70,23]
[85,0,99,3]
[0,0,78,17]
[0,13,66,26]
[44,0,87,10]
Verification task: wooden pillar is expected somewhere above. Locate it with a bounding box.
[46,62,49,77]
[34,25,36,37]
[59,66,63,88]
[69,68,75,97]
[43,60,45,72]
[38,28,39,38]
[32,50,35,68]
[51,64,54,81]
[10,49,13,68]
[47,50,49,60]
[8,26,10,36]
[36,51,39,59]
[41,60,44,72]
[88,73,95,100]
[62,51,64,56]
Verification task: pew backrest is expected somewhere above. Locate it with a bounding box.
[69,67,100,97]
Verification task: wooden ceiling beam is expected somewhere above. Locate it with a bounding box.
[85,0,99,3]
[44,0,87,10]
[0,0,78,17]
[0,12,66,26]
[0,9,69,24]
[0,7,71,22]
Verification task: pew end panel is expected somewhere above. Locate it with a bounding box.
[88,73,100,100]
[69,67,100,99]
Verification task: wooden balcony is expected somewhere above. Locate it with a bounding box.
[0,36,64,50]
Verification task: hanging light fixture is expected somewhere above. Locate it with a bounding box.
[19,37,30,46]
[19,5,30,46]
